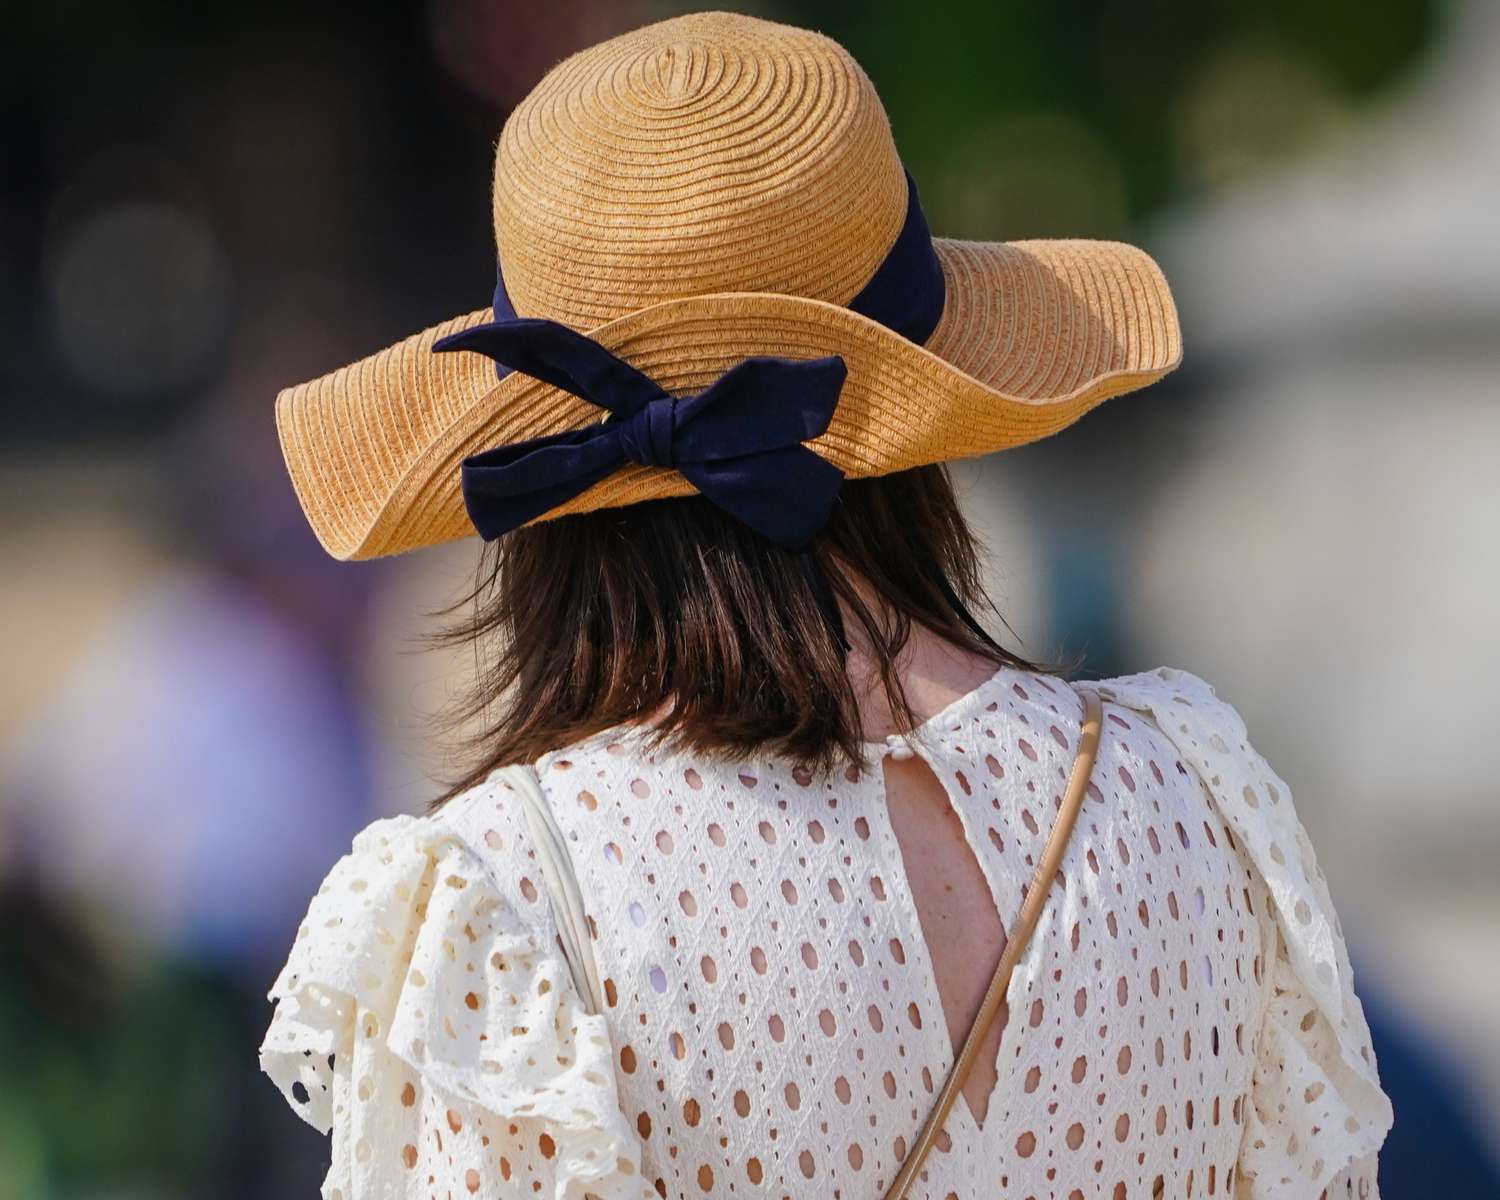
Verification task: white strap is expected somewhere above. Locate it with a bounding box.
[494,763,606,1016]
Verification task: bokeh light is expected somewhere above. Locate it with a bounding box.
[47,197,232,397]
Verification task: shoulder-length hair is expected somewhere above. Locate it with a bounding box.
[432,464,1070,805]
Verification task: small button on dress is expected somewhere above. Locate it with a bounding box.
[884,733,917,761]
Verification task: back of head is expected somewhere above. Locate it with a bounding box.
[435,464,1063,802]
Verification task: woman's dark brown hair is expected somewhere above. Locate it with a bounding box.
[432,464,1072,806]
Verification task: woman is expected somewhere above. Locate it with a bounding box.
[260,12,1391,1198]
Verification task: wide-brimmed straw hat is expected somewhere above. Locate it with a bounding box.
[276,10,1181,561]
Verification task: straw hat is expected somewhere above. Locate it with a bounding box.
[276,11,1181,561]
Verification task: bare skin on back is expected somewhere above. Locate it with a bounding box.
[843,574,1013,1129]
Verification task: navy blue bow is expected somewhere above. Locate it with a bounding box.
[432,317,847,549]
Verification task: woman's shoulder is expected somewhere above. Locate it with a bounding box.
[1088,663,1349,1011]
[1089,664,1315,907]
[1093,664,1393,1191]
[530,721,759,797]
[259,767,650,1197]
[260,770,568,1094]
[1089,662,1230,720]
[308,770,547,899]
[1090,666,1296,819]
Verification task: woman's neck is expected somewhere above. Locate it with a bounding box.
[838,569,1003,742]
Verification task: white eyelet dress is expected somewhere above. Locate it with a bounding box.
[260,666,1392,1199]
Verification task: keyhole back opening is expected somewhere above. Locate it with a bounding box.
[879,749,1010,1129]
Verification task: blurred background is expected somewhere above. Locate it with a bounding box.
[2,0,1496,1195]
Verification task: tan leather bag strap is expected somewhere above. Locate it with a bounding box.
[883,684,1104,1200]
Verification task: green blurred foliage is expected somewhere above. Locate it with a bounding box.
[4,0,1442,245]
[766,0,1439,233]
[0,888,239,1198]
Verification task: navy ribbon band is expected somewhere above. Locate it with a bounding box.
[434,167,944,550]
[842,168,945,345]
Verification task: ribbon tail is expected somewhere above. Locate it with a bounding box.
[433,318,663,414]
[461,430,624,540]
[679,446,844,550]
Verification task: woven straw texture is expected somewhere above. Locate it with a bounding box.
[276,12,1182,560]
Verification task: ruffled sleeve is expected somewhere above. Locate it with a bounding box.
[258,812,652,1200]
[1093,667,1393,1199]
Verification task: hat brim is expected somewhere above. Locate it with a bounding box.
[277,237,1180,560]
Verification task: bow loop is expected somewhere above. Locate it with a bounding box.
[673,356,846,462]
[434,317,847,548]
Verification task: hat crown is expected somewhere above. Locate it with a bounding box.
[492,12,908,330]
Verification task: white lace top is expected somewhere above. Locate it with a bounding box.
[260,665,1391,1199]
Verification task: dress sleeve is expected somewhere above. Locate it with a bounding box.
[1093,668,1393,1199]
[258,812,652,1200]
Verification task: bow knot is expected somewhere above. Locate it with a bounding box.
[616,394,679,469]
[432,317,847,548]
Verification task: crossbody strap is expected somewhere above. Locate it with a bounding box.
[883,684,1104,1200]
[493,763,607,1017]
